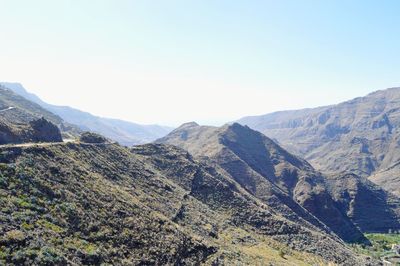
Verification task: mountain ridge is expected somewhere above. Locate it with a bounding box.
[0,85,79,142]
[237,87,400,196]
[157,122,387,243]
[0,82,172,146]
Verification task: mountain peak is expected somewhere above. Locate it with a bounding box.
[176,121,199,129]
[223,122,251,132]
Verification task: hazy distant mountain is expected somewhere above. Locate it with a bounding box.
[0,84,77,143]
[0,84,63,126]
[238,87,400,196]
[1,82,172,145]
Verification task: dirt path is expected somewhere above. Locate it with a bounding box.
[0,107,15,112]
[0,139,114,149]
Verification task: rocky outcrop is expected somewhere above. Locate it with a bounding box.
[79,132,109,143]
[30,118,62,143]
[0,117,62,145]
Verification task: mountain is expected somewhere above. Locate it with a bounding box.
[0,84,64,127]
[238,87,400,196]
[0,84,78,143]
[0,139,370,264]
[157,122,399,243]
[0,82,172,146]
[0,85,383,264]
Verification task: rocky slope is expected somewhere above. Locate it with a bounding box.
[0,141,370,265]
[238,87,400,196]
[156,122,376,243]
[1,82,172,145]
[158,122,400,238]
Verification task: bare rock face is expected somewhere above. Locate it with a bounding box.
[29,118,63,143]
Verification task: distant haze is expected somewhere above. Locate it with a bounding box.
[1,1,400,126]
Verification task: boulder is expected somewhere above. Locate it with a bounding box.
[79,132,109,144]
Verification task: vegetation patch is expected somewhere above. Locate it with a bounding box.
[352,233,400,262]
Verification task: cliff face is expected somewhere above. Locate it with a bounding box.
[238,87,400,196]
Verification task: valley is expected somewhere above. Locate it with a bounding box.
[2,1,400,264]
[1,84,400,265]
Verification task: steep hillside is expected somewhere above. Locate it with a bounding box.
[0,142,369,265]
[156,123,372,243]
[1,82,172,145]
[238,87,400,196]
[325,173,400,233]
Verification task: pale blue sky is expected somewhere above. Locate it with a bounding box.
[1,0,400,126]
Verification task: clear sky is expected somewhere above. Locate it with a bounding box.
[1,1,400,126]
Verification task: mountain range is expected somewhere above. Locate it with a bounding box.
[0,125,369,264]
[0,84,79,144]
[0,82,172,146]
[238,87,400,197]
[2,83,400,264]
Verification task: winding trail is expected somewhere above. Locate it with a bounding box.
[0,139,115,149]
[0,140,75,149]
